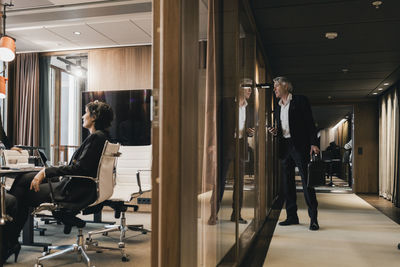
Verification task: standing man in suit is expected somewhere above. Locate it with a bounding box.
[208,79,254,225]
[268,76,320,231]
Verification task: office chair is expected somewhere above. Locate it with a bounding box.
[33,141,124,267]
[86,145,152,250]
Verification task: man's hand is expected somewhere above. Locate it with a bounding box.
[30,168,46,192]
[247,127,255,137]
[310,145,320,155]
[10,146,23,153]
[267,127,277,136]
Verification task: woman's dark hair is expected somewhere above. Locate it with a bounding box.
[86,100,114,130]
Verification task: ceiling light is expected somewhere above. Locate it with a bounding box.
[383,82,389,86]
[328,96,332,99]
[74,68,83,77]
[332,119,347,130]
[0,3,15,63]
[0,36,15,62]
[342,68,349,73]
[378,88,383,91]
[0,76,7,98]
[372,1,383,9]
[373,92,378,95]
[325,32,338,40]
[73,31,81,35]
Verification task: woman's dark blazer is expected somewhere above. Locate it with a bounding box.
[275,94,318,159]
[45,130,109,209]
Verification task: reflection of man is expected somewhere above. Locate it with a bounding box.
[208,79,254,225]
[268,76,320,231]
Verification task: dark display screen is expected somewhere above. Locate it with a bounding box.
[82,90,152,145]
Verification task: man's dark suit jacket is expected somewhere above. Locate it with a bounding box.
[275,94,318,159]
[45,130,109,209]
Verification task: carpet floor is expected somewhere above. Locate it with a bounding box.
[263,193,400,267]
[3,211,151,267]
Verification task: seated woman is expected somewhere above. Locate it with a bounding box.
[7,100,114,262]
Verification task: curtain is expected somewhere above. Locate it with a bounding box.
[379,87,399,201]
[12,53,40,146]
[393,88,399,205]
[203,0,218,219]
[39,56,51,159]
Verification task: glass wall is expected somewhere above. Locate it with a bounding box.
[196,0,277,265]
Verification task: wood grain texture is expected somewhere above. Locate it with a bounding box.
[88,46,151,91]
[151,0,160,267]
[159,0,181,266]
[353,101,379,193]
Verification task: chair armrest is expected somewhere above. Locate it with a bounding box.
[136,169,151,195]
[63,175,97,182]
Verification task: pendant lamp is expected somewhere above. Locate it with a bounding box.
[0,2,15,62]
[0,75,7,98]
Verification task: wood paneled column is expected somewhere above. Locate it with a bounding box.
[157,0,199,266]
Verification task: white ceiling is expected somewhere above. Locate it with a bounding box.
[3,0,152,53]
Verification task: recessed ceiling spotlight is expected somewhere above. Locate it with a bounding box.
[328,96,332,99]
[383,82,389,86]
[372,1,383,9]
[325,32,338,40]
[373,92,378,95]
[342,68,349,73]
[378,88,383,91]
[73,31,81,35]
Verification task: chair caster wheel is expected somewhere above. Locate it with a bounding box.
[122,255,129,262]
[118,242,125,248]
[398,243,400,250]
[96,250,103,253]
[142,231,147,234]
[35,264,44,267]
[102,232,108,236]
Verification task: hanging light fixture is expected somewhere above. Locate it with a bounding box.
[0,75,7,98]
[0,1,15,62]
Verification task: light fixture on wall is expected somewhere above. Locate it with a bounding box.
[0,1,15,62]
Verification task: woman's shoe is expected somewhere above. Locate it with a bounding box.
[6,242,21,263]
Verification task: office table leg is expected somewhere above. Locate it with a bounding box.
[22,211,51,251]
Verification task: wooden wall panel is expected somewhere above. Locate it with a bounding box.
[88,46,151,91]
[353,102,379,193]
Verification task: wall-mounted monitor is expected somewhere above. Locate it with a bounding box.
[82,89,152,145]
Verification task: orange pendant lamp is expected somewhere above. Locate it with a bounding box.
[0,36,15,62]
[0,75,7,98]
[0,2,15,63]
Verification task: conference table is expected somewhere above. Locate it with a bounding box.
[0,167,51,250]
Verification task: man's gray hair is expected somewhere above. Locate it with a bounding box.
[273,76,293,93]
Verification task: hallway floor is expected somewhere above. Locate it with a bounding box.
[263,193,400,267]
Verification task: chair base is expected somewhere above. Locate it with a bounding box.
[35,228,128,267]
[87,211,150,250]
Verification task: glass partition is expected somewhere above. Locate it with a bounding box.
[196,0,275,265]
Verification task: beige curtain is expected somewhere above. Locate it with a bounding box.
[202,0,218,212]
[12,53,40,146]
[379,89,399,200]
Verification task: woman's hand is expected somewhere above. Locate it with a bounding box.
[30,169,46,192]
[10,146,23,153]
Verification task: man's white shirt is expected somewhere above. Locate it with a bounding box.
[279,93,292,138]
[238,100,248,138]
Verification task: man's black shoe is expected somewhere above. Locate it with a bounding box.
[230,214,248,224]
[278,218,299,226]
[309,221,319,231]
